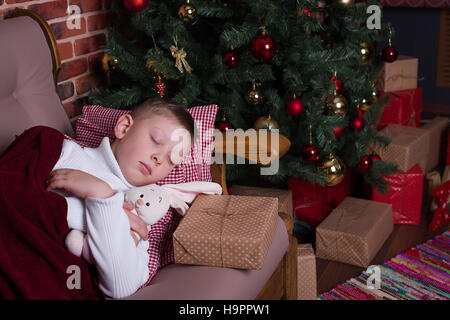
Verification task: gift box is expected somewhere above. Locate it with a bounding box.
[173,194,278,270]
[378,55,418,92]
[297,244,317,300]
[371,164,424,225]
[372,123,430,172]
[316,197,393,268]
[377,87,422,130]
[230,185,292,217]
[422,117,448,172]
[288,170,353,228]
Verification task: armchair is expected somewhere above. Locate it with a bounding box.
[0,9,297,300]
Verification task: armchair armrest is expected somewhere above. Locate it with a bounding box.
[211,130,291,194]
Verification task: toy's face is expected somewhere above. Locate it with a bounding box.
[125,185,171,225]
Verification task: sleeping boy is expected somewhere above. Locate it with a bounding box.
[46,98,210,299]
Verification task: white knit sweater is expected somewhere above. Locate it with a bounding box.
[51,137,150,299]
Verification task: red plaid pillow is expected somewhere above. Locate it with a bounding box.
[74,104,218,183]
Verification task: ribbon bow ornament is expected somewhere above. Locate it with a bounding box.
[170,41,192,74]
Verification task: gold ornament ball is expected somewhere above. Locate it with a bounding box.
[253,115,279,131]
[334,0,355,5]
[326,94,349,116]
[102,54,118,71]
[360,98,371,112]
[317,153,346,186]
[178,3,197,22]
[246,87,264,105]
[359,42,375,66]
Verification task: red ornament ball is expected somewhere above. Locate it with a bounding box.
[330,76,345,94]
[370,153,381,162]
[357,155,373,172]
[349,117,365,131]
[251,33,277,61]
[285,97,304,117]
[124,0,149,12]
[223,50,239,68]
[382,45,398,63]
[302,143,320,162]
[302,8,314,17]
[333,126,344,138]
[216,119,233,132]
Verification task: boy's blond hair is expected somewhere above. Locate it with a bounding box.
[130,98,195,144]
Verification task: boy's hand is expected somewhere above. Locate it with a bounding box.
[123,202,148,246]
[46,169,115,199]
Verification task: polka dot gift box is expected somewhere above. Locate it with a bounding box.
[173,195,278,270]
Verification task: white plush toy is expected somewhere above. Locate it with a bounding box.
[65,181,222,259]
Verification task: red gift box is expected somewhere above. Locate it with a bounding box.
[377,87,422,130]
[288,170,353,227]
[370,164,424,225]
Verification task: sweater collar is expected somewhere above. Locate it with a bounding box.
[96,137,135,189]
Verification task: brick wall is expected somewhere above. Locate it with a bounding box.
[0,0,113,124]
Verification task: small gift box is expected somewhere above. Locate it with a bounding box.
[422,117,448,172]
[288,170,354,227]
[377,88,422,130]
[372,123,430,172]
[297,244,317,300]
[378,55,418,92]
[173,194,278,270]
[371,164,424,225]
[230,185,292,217]
[316,197,393,268]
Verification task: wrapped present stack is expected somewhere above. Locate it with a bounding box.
[377,56,421,130]
[173,194,278,270]
[367,53,449,228]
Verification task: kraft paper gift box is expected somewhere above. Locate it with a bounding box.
[422,117,449,173]
[377,88,422,130]
[173,194,278,270]
[315,197,393,268]
[371,164,424,225]
[372,124,430,172]
[230,185,292,217]
[297,244,317,300]
[378,55,418,92]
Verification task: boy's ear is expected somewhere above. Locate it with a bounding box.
[114,114,134,139]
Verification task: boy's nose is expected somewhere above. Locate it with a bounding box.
[137,199,144,206]
[151,154,161,165]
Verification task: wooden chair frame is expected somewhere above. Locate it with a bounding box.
[5,8,298,300]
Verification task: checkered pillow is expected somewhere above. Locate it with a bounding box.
[74,104,218,183]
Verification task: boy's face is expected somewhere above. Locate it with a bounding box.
[111,114,192,186]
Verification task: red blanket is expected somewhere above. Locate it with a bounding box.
[0,126,103,299]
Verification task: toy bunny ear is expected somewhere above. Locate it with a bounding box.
[162,182,222,215]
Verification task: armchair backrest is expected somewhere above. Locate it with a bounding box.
[0,9,74,155]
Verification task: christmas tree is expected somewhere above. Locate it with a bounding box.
[90,0,398,193]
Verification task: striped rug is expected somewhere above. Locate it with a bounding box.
[318,230,450,300]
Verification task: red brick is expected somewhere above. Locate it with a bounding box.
[87,13,113,32]
[74,33,106,56]
[75,73,105,94]
[28,0,68,20]
[88,52,105,73]
[69,0,102,13]
[57,58,88,82]
[57,42,73,61]
[51,18,86,40]
[57,81,74,101]
[63,97,86,118]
